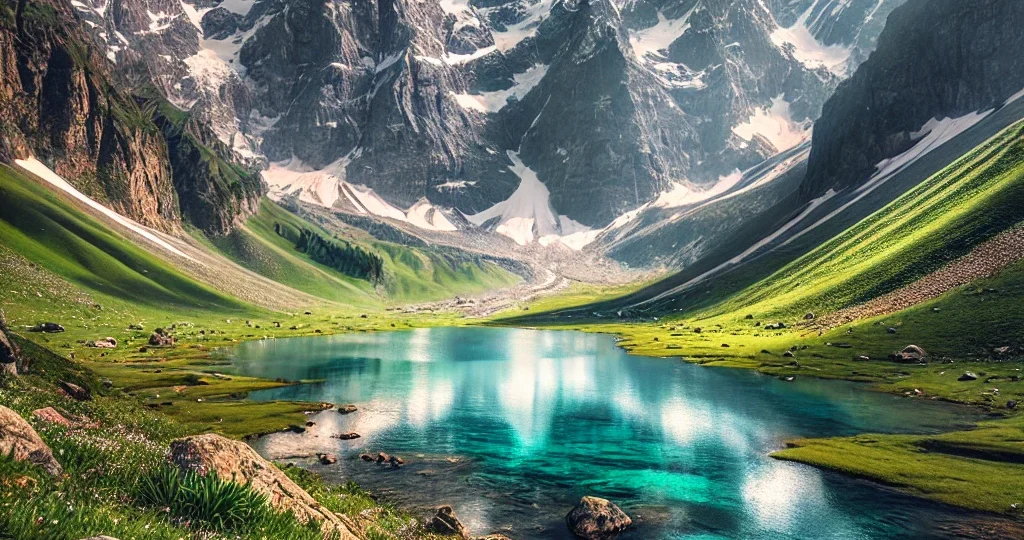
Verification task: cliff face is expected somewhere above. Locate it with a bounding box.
[0,0,262,236]
[800,0,1024,199]
[67,0,901,234]
[0,0,179,231]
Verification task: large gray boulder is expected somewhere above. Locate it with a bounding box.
[0,405,62,475]
[565,496,632,539]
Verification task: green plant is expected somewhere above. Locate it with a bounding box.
[137,465,268,532]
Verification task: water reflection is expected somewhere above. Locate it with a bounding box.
[233,328,980,539]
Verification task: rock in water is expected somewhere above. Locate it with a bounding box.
[0,405,62,475]
[169,434,359,539]
[337,404,358,414]
[565,496,632,539]
[317,453,337,465]
[429,505,468,538]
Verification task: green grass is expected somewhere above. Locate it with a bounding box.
[494,121,1024,516]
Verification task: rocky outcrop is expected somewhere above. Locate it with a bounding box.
[0,405,63,476]
[0,315,19,376]
[168,433,358,539]
[428,505,468,538]
[801,0,1024,199]
[565,496,632,539]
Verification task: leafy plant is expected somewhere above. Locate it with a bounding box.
[137,465,268,532]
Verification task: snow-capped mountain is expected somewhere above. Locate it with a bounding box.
[66,0,903,247]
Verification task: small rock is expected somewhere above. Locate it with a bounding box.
[565,496,632,539]
[376,452,391,464]
[958,372,978,382]
[782,351,795,358]
[429,505,468,538]
[887,327,897,334]
[31,407,71,427]
[58,381,91,401]
[359,453,375,462]
[855,355,870,362]
[317,453,337,465]
[1007,400,1017,410]
[693,327,702,334]
[87,337,118,349]
[332,432,361,440]
[744,314,754,320]
[337,404,358,414]
[721,343,730,348]
[780,375,796,382]
[0,405,62,475]
[804,312,815,320]
[29,322,64,333]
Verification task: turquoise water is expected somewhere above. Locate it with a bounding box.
[232,328,981,539]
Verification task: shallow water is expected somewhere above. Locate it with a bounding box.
[232,327,982,539]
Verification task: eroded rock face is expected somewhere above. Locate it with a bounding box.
[802,0,1024,199]
[0,405,63,476]
[168,433,358,539]
[565,496,632,539]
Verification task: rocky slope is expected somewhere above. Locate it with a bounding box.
[0,0,262,235]
[68,0,904,245]
[801,0,1024,199]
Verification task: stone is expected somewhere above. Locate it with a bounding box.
[337,404,358,414]
[58,381,91,401]
[317,453,337,465]
[359,453,375,462]
[148,330,174,347]
[855,355,870,362]
[428,505,468,538]
[1007,400,1017,409]
[994,346,1012,356]
[0,324,19,376]
[0,405,62,475]
[894,345,926,362]
[88,337,118,349]
[887,327,897,334]
[721,343,730,348]
[782,351,795,358]
[804,312,815,320]
[31,407,71,427]
[959,372,978,381]
[29,322,65,333]
[332,432,361,440]
[80,536,120,540]
[565,496,632,539]
[376,452,391,464]
[169,434,358,538]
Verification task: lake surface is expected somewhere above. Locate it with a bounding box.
[231,327,982,539]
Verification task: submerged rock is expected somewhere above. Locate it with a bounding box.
[337,404,358,414]
[565,496,632,539]
[0,405,62,475]
[317,453,337,465]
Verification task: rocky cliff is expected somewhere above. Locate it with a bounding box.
[800,0,1024,199]
[67,0,903,241]
[0,0,262,235]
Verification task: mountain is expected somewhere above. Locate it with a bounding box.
[801,0,1024,199]
[66,0,903,246]
[529,0,1024,315]
[0,0,263,235]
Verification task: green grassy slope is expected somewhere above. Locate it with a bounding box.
[497,121,1024,515]
[211,198,520,306]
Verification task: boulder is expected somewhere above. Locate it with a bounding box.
[337,404,358,414]
[148,330,174,347]
[32,407,71,427]
[169,434,358,539]
[359,453,375,462]
[0,319,19,376]
[375,452,391,464]
[428,505,468,538]
[317,453,337,465]
[565,496,632,539]
[0,405,62,475]
[58,380,91,401]
[88,337,117,349]
[782,351,795,358]
[29,322,64,333]
[895,345,926,362]
[959,371,979,381]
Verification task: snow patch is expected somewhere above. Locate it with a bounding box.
[14,158,192,260]
[654,170,744,209]
[629,6,697,61]
[732,96,811,152]
[467,151,593,248]
[263,156,458,232]
[451,64,548,113]
[770,7,852,76]
[486,0,554,52]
